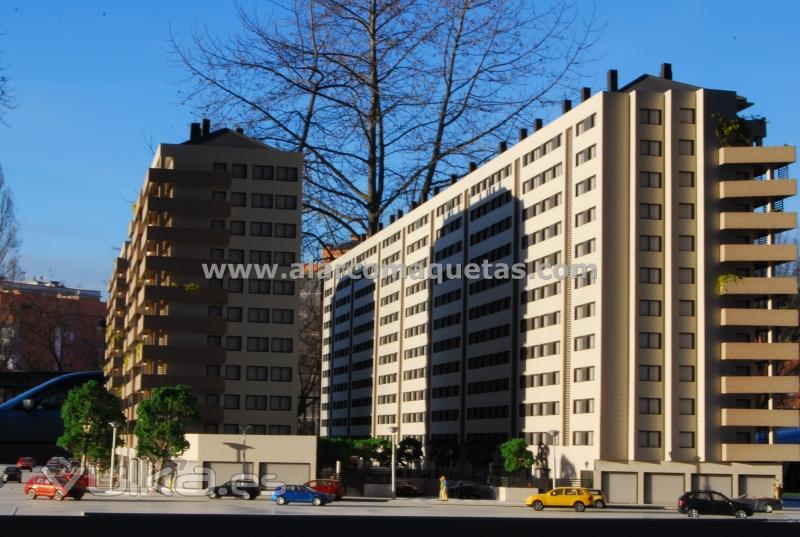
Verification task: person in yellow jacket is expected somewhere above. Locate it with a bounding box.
[439,475,448,501]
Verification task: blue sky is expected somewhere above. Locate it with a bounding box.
[0,0,797,295]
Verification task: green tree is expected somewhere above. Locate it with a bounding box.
[464,439,495,470]
[500,438,534,473]
[57,380,125,468]
[354,437,391,467]
[429,439,458,469]
[318,437,356,469]
[134,385,199,474]
[397,437,423,468]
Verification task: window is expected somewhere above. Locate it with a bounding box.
[575,145,596,166]
[245,395,268,410]
[227,307,243,322]
[678,431,695,448]
[639,267,662,284]
[574,366,594,382]
[575,239,595,257]
[222,424,238,434]
[679,171,695,187]
[679,203,695,219]
[678,139,695,156]
[230,192,246,207]
[272,338,293,353]
[679,108,695,124]
[228,278,243,293]
[274,223,296,238]
[639,365,661,382]
[573,399,594,414]
[271,367,292,382]
[252,193,273,208]
[639,299,661,316]
[575,207,596,227]
[679,365,695,382]
[230,221,245,235]
[212,191,226,201]
[251,222,273,237]
[225,365,241,380]
[247,337,269,352]
[212,162,227,172]
[573,431,593,446]
[679,398,695,415]
[574,334,595,351]
[639,171,662,188]
[210,248,225,259]
[678,235,695,252]
[208,306,222,318]
[272,309,294,324]
[640,140,662,156]
[226,336,242,351]
[232,164,247,178]
[253,165,273,180]
[249,280,271,294]
[575,113,595,135]
[639,398,661,415]
[269,425,291,435]
[574,302,595,320]
[640,108,662,125]
[639,235,662,252]
[270,396,292,411]
[275,195,297,210]
[207,335,222,348]
[206,364,221,376]
[638,332,661,349]
[246,366,268,381]
[273,281,295,295]
[575,176,596,196]
[248,308,270,323]
[274,252,296,266]
[679,332,695,349]
[638,431,661,448]
[250,250,271,264]
[639,203,662,220]
[224,395,240,409]
[679,300,695,316]
[679,268,695,284]
[210,219,225,231]
[229,249,244,262]
[204,394,219,407]
[276,167,298,182]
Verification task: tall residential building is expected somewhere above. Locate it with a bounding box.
[106,120,303,447]
[320,65,799,502]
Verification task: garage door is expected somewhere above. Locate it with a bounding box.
[601,472,637,504]
[260,462,311,488]
[644,473,684,505]
[204,462,254,488]
[691,474,732,497]
[739,475,773,498]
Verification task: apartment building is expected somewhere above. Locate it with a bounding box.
[320,64,799,503]
[106,120,303,450]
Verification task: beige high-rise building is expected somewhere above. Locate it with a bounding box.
[106,120,303,447]
[319,65,799,502]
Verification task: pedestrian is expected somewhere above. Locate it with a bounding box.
[439,475,448,501]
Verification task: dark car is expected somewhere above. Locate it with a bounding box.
[678,490,753,518]
[396,481,421,497]
[735,494,782,513]
[448,480,481,499]
[208,479,260,500]
[3,466,22,482]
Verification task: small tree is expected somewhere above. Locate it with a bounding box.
[134,385,199,478]
[397,437,423,468]
[354,437,391,467]
[464,439,495,471]
[500,438,534,473]
[318,437,356,470]
[57,380,125,468]
[429,439,458,470]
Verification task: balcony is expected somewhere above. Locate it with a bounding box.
[721,375,800,394]
[141,315,226,333]
[140,373,225,392]
[719,211,796,232]
[720,243,796,263]
[112,316,125,329]
[719,179,796,200]
[721,408,800,428]
[141,344,225,363]
[721,342,799,361]
[145,226,230,246]
[147,168,231,188]
[722,276,797,295]
[147,196,230,218]
[142,284,228,305]
[718,146,796,166]
[720,308,798,327]
[722,443,800,462]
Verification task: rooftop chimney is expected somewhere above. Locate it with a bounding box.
[350,233,359,242]
[450,174,458,185]
[378,222,384,231]
[519,128,528,140]
[411,200,419,209]
[201,118,211,136]
[562,99,572,113]
[581,87,591,101]
[189,122,201,142]
[499,141,508,153]
[397,209,404,218]
[433,186,440,195]
[469,162,477,172]
[607,69,618,92]
[360,234,367,241]
[660,63,672,80]
[534,118,543,131]
[389,214,396,224]
[235,127,244,134]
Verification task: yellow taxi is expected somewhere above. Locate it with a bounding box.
[525,487,594,512]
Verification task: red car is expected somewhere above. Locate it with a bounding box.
[305,479,344,500]
[16,457,35,471]
[24,474,84,501]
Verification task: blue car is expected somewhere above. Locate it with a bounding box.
[271,485,330,506]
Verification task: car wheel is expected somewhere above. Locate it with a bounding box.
[219,487,227,496]
[734,509,748,519]
[54,490,64,501]
[241,491,252,500]
[763,504,773,514]
[574,502,586,512]
[533,500,544,511]
[594,500,605,509]
[27,489,37,499]
[312,497,322,506]
[208,491,219,499]
[276,496,286,505]
[2,475,6,482]
[687,508,700,518]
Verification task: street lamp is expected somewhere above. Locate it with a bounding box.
[239,425,253,476]
[82,422,92,470]
[108,421,121,489]
[548,429,558,489]
[389,426,398,499]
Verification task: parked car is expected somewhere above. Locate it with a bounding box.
[3,466,22,482]
[525,487,594,512]
[24,474,84,500]
[447,480,481,499]
[677,490,753,518]
[305,479,344,500]
[396,481,421,497]
[272,485,330,506]
[45,457,69,473]
[16,457,35,471]
[587,489,606,508]
[734,494,782,513]
[208,479,260,500]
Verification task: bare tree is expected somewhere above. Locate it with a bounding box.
[0,165,20,281]
[774,231,800,409]
[296,267,323,434]
[0,41,15,126]
[172,0,597,245]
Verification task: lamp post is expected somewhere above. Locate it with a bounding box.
[82,423,92,471]
[239,425,253,476]
[109,421,121,489]
[389,426,398,499]
[548,429,558,489]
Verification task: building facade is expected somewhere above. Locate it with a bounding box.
[106,120,303,445]
[320,65,799,501]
